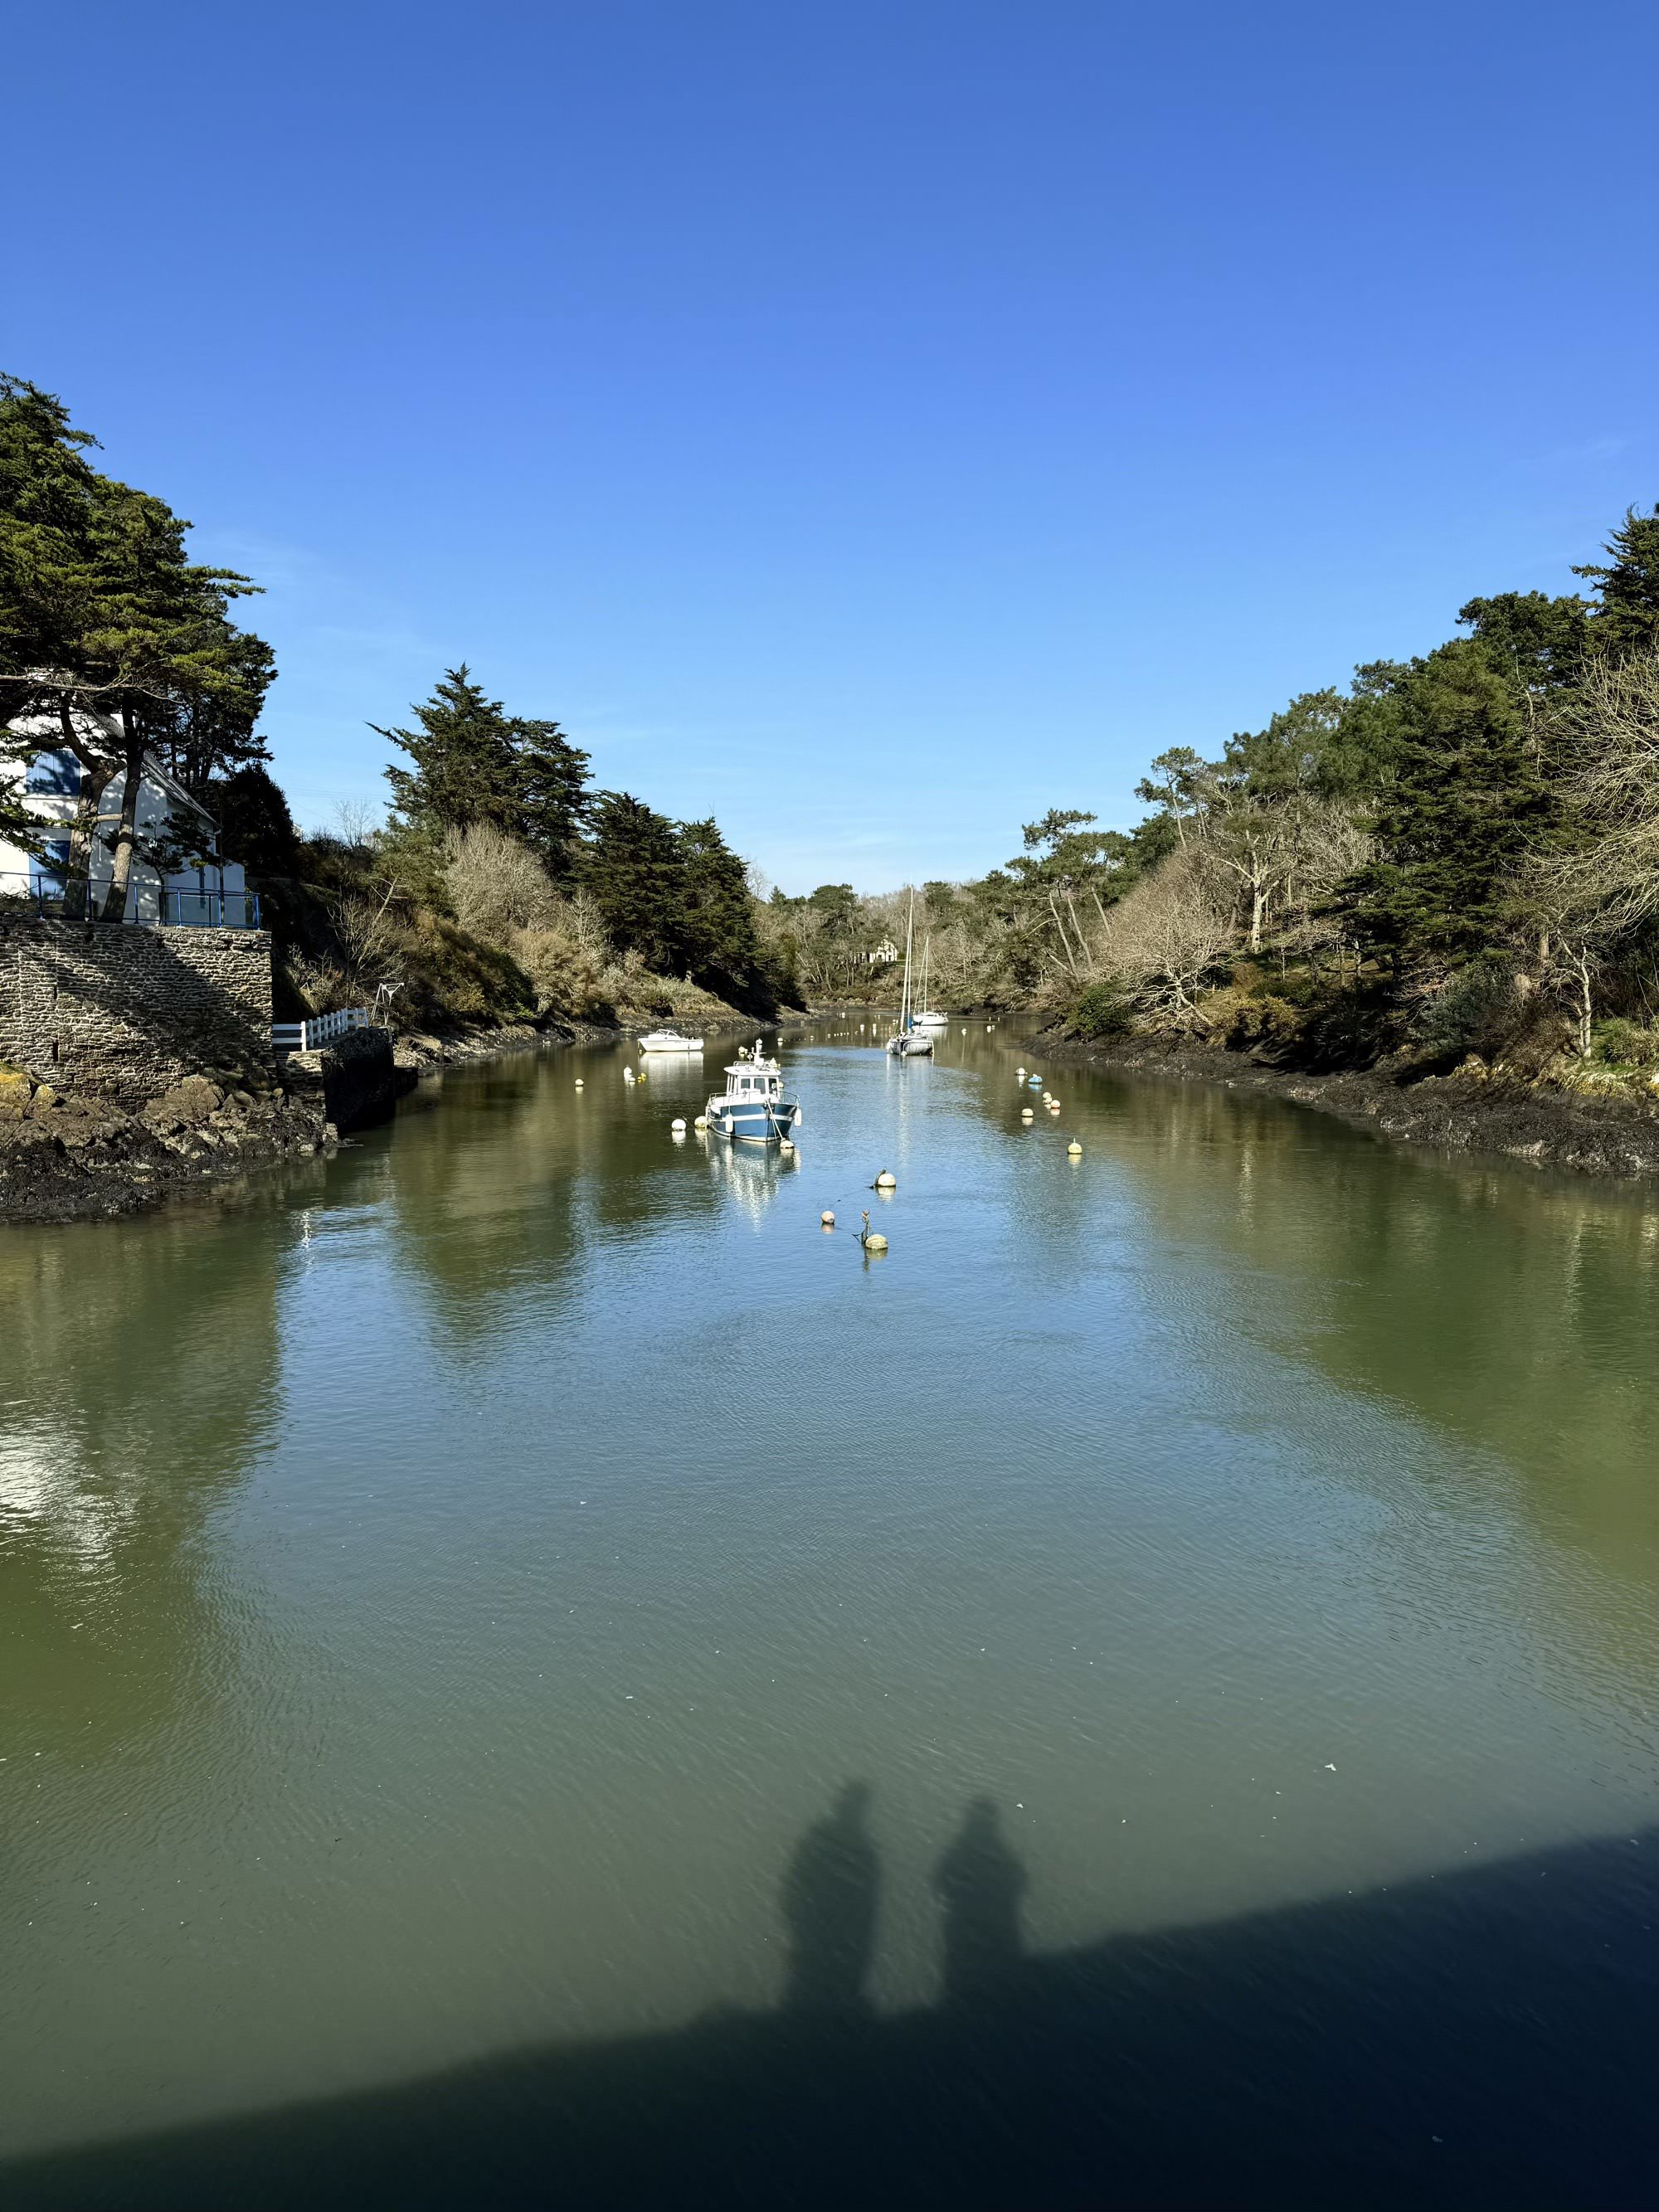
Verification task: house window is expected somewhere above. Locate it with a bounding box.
[31,839,71,899]
[25,750,83,797]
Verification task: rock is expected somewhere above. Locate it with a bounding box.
[140,1076,224,1135]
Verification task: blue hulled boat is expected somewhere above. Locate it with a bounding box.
[705,1043,801,1144]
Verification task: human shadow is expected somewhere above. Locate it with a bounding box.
[780,1782,879,2014]
[932,1796,1027,2003]
[8,1820,1659,2209]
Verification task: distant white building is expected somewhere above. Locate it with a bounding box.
[1,706,257,927]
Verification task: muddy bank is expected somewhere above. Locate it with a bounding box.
[1028,1029,1659,1182]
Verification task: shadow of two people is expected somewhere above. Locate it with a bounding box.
[781,1784,1026,2012]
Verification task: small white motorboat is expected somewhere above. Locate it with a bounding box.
[638,1028,705,1053]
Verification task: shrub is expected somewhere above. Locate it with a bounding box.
[1228,994,1305,1053]
[1589,1017,1659,1067]
[1413,955,1525,1064]
[1070,980,1135,1039]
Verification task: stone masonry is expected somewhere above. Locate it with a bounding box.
[0,915,275,1105]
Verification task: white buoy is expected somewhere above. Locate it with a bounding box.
[624,1068,635,1083]
[1068,1140,1082,1155]
[1021,1107,1035,1121]
[781,1138,795,1154]
[820,1209,835,1228]
[575,1079,584,1089]
[671,1118,687,1133]
[875,1169,897,1189]
[1016,1065,1026,1076]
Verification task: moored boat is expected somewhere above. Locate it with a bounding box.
[885,897,936,1057]
[638,1028,704,1053]
[704,1043,801,1143]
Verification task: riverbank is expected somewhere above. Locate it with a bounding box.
[0,1021,572,1228]
[1029,1028,1659,1181]
[0,1007,808,1227]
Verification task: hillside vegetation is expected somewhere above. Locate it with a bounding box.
[759,503,1659,1096]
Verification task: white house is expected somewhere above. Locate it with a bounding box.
[1,707,257,927]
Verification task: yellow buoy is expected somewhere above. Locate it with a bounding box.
[693,1115,709,1130]
[1068,1140,1082,1155]
[781,1138,795,1154]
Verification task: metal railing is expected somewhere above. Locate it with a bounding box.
[270,1008,373,1053]
[0,872,260,928]
[158,887,261,928]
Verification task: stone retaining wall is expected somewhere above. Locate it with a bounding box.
[0,915,275,1105]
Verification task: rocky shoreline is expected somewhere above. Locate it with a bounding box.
[1027,1028,1659,1182]
[0,1006,804,1228]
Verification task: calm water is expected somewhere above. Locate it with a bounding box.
[4,1026,1659,2206]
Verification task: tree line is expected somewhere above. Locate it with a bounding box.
[766,502,1659,1075]
[1,375,781,1026]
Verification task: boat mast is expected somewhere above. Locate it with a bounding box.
[901,891,916,1033]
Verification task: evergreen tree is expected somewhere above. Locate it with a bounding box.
[1574,504,1659,660]
[679,816,759,980]
[207,763,301,881]
[582,791,692,971]
[0,373,272,913]
[1342,639,1554,965]
[376,666,521,839]
[513,714,591,880]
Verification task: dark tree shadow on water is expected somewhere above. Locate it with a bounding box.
[781,1782,879,2014]
[7,1816,1659,2210]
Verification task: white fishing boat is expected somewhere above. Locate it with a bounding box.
[704,1042,802,1142]
[638,1028,704,1053]
[885,897,934,1057]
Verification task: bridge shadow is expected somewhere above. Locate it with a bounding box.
[6,1808,1657,2210]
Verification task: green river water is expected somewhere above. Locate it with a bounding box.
[3,1024,1657,2207]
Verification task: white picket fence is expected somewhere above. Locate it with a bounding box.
[270,1008,372,1053]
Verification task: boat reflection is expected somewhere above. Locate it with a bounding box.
[701,1129,800,1223]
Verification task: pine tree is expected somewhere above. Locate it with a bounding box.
[1342,639,1554,965]
[377,667,521,840]
[1574,504,1659,660]
[582,792,692,972]
[512,714,591,880]
[679,817,759,981]
[0,374,273,912]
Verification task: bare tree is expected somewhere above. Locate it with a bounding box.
[1095,850,1237,1022]
[1538,651,1659,936]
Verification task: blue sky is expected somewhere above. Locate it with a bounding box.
[8,2,1657,891]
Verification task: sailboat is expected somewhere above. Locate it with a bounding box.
[886,894,935,1057]
[912,934,950,1028]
